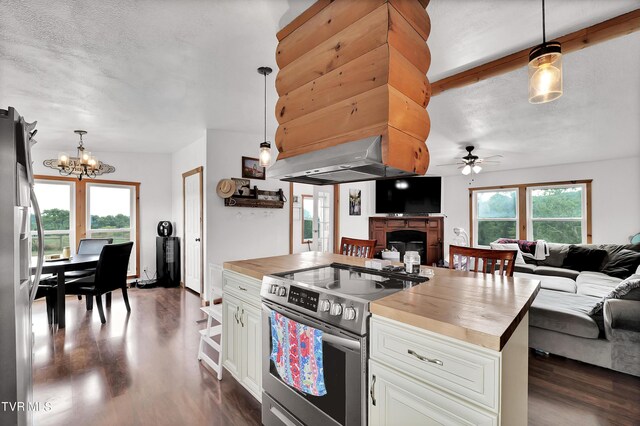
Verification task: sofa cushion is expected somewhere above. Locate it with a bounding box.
[587,274,640,315]
[562,245,608,272]
[577,272,622,298]
[530,290,601,338]
[534,265,580,280]
[514,272,577,293]
[537,243,569,267]
[600,249,640,279]
[514,264,536,274]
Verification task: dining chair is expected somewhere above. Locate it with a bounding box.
[65,242,133,324]
[34,282,58,325]
[340,237,376,259]
[198,287,223,380]
[448,245,517,277]
[65,238,113,279]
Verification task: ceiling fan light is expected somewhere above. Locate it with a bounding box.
[472,164,482,174]
[528,43,562,104]
[461,165,471,175]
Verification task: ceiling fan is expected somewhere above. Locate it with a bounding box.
[437,146,502,175]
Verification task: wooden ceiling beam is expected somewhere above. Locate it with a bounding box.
[431,8,640,96]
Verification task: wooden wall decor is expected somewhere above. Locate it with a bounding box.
[275,0,432,175]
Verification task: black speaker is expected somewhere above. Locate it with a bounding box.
[156,237,180,287]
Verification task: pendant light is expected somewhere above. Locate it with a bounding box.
[528,0,562,104]
[258,66,273,167]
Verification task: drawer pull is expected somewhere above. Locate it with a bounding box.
[408,349,443,366]
[238,286,247,291]
[370,374,376,406]
[239,309,245,327]
[234,306,240,324]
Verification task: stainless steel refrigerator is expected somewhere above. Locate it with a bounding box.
[0,107,44,426]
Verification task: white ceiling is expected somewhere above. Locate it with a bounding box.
[1,0,639,174]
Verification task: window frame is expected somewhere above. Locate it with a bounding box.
[472,188,520,248]
[86,182,138,275]
[469,179,592,246]
[526,183,587,244]
[35,175,141,277]
[32,179,76,256]
[301,194,314,244]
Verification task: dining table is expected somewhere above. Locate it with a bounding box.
[32,254,100,329]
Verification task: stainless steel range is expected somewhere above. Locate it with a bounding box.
[260,263,428,426]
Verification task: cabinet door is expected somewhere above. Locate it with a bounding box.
[240,302,262,398]
[222,295,242,378]
[369,361,497,426]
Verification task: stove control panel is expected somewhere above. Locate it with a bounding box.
[287,285,319,312]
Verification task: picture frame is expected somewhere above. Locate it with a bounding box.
[242,156,266,180]
[349,189,362,216]
[231,178,251,197]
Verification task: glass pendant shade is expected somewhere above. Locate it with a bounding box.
[529,42,562,104]
[472,164,482,174]
[58,152,69,167]
[259,141,271,167]
[461,165,471,175]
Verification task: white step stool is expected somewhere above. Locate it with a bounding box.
[197,302,223,380]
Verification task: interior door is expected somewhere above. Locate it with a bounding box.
[312,186,333,252]
[183,168,202,293]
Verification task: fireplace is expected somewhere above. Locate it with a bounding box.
[387,230,427,265]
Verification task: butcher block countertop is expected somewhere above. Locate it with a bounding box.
[223,252,540,351]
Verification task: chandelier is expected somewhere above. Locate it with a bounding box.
[43,130,115,181]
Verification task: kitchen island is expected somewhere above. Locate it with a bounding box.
[223,252,540,425]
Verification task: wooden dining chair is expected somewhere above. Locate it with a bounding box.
[448,245,517,277]
[340,237,376,259]
[65,242,133,324]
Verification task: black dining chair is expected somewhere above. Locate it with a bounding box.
[34,282,58,325]
[65,242,133,324]
[65,238,113,279]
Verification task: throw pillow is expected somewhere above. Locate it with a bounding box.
[601,249,640,279]
[538,243,569,267]
[489,243,525,264]
[588,274,640,316]
[562,245,608,272]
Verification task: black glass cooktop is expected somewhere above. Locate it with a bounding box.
[274,263,428,301]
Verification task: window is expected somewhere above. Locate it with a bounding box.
[528,184,586,244]
[473,189,519,246]
[87,183,138,274]
[31,181,75,256]
[470,180,592,246]
[34,175,141,277]
[302,195,313,243]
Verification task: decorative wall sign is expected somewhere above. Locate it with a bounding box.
[349,189,362,216]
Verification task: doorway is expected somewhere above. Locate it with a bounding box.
[290,183,339,254]
[182,167,203,294]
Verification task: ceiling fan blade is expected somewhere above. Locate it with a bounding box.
[481,160,501,164]
[481,155,504,160]
[436,162,464,166]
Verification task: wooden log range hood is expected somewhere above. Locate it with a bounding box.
[268,0,432,185]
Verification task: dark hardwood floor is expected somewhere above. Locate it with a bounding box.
[33,287,640,426]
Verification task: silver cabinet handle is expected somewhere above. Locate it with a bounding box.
[234,306,239,324]
[239,309,245,327]
[238,286,247,292]
[408,349,443,366]
[370,374,376,406]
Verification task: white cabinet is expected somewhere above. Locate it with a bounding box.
[369,360,497,426]
[221,270,263,401]
[369,315,529,426]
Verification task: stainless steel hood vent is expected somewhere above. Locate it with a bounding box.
[268,136,417,185]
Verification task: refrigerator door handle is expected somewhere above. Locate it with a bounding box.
[29,186,44,303]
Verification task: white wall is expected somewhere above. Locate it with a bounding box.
[441,157,640,258]
[31,148,172,278]
[338,181,376,241]
[205,129,290,296]
[171,133,207,288]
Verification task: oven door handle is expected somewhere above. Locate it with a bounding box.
[263,304,361,351]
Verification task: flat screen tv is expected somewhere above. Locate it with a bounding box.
[375,176,441,214]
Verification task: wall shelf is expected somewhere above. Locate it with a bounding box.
[224,187,285,209]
